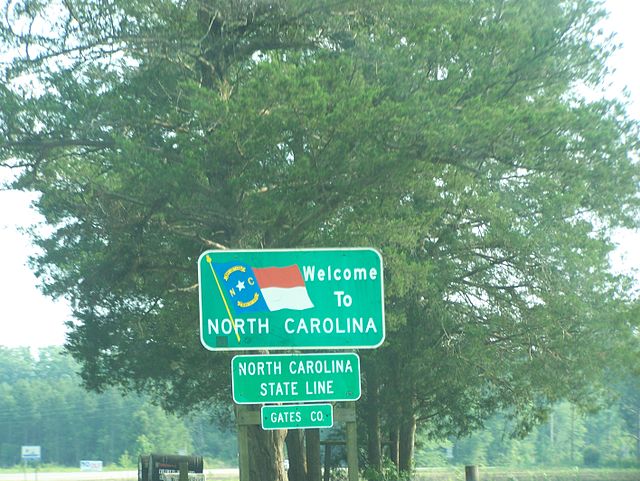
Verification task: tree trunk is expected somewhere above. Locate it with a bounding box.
[323,444,332,481]
[389,425,400,467]
[364,361,382,471]
[248,425,288,481]
[306,429,322,481]
[398,414,416,473]
[570,405,575,463]
[636,407,640,462]
[286,429,307,481]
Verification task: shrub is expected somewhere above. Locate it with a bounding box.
[582,445,600,467]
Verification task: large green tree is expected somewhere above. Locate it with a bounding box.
[1,2,408,478]
[315,0,640,473]
[2,1,639,479]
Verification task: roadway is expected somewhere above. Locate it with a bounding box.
[0,468,239,481]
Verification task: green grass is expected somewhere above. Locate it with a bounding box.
[0,466,638,481]
[413,467,640,481]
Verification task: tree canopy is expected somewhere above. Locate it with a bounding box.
[1,0,639,478]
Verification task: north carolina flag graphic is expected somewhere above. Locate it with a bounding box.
[210,261,314,315]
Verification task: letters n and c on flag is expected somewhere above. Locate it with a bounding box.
[210,261,313,314]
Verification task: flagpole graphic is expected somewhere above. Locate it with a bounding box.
[206,255,241,343]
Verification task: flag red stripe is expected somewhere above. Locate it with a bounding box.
[254,265,305,289]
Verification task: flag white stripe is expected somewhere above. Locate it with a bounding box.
[261,286,314,311]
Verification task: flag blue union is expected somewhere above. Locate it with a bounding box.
[211,261,270,314]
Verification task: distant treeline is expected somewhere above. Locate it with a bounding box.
[0,346,236,467]
[0,346,638,468]
[416,375,640,469]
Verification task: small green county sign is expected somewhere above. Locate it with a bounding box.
[231,353,361,404]
[198,248,384,350]
[262,403,333,430]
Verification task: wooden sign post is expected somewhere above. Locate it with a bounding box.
[236,403,358,481]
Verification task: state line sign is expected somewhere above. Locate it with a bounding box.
[231,353,361,404]
[198,248,384,350]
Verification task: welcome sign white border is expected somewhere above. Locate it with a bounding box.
[198,247,385,351]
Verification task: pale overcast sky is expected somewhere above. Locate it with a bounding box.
[1,0,639,350]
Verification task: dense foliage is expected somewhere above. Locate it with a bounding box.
[0,347,236,467]
[1,1,639,479]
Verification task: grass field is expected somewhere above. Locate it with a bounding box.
[413,467,640,481]
[1,466,638,481]
[201,467,640,481]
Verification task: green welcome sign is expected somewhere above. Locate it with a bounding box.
[198,248,384,350]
